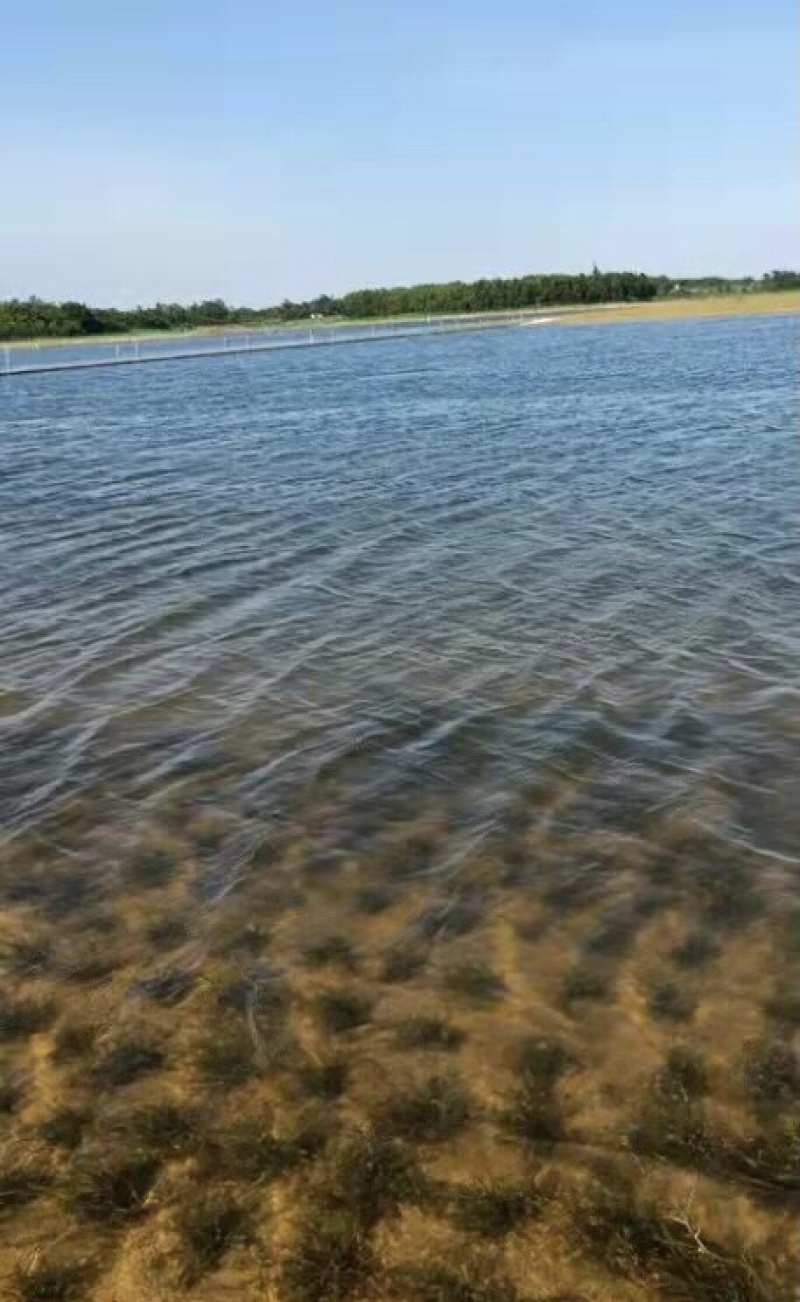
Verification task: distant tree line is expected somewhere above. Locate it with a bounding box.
[0,269,797,341]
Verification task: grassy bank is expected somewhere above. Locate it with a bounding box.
[561,289,799,325]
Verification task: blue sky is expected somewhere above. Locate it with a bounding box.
[3,0,797,305]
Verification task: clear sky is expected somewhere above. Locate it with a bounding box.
[3,0,797,306]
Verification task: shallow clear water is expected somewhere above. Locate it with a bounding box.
[3,314,798,849]
[0,314,798,1301]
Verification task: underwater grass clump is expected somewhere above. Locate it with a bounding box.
[380,944,426,983]
[354,884,395,915]
[0,996,56,1042]
[742,1038,800,1113]
[670,927,720,969]
[582,913,638,958]
[37,869,92,920]
[647,980,696,1023]
[65,955,120,986]
[11,1255,91,1302]
[2,939,52,977]
[123,846,177,890]
[37,1107,89,1150]
[51,1016,97,1063]
[280,1207,374,1302]
[215,1119,302,1184]
[314,988,372,1034]
[501,1080,566,1146]
[0,1072,21,1115]
[629,1088,714,1174]
[316,1127,424,1229]
[516,1036,576,1088]
[373,1073,473,1143]
[70,1150,159,1223]
[304,935,357,970]
[441,962,505,1003]
[173,1189,249,1284]
[449,1180,540,1238]
[377,832,436,881]
[500,1035,574,1146]
[652,1046,709,1102]
[393,1015,465,1052]
[763,987,800,1028]
[413,892,485,941]
[571,1177,777,1302]
[295,1056,349,1099]
[145,915,189,950]
[92,1039,165,1088]
[192,1021,256,1089]
[106,1100,197,1154]
[560,965,612,1008]
[696,858,764,932]
[138,966,195,1004]
[728,1114,800,1199]
[385,1263,520,1302]
[0,1157,52,1218]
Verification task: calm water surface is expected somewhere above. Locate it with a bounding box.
[0,314,797,1301]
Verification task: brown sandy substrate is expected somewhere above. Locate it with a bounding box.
[0,781,797,1301]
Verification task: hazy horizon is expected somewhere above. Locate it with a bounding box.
[4,0,798,308]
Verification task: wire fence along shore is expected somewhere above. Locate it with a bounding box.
[1,312,556,377]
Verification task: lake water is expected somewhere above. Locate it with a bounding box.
[1,314,797,1301]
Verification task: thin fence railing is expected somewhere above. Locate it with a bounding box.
[1,310,554,377]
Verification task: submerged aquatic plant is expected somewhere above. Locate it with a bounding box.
[295,1056,349,1099]
[501,1083,565,1146]
[106,1100,197,1154]
[215,1120,301,1184]
[671,928,720,969]
[304,935,357,970]
[11,1255,91,1302]
[572,1178,777,1302]
[560,966,612,1008]
[193,1022,256,1088]
[354,884,395,915]
[0,996,55,1042]
[393,1015,465,1051]
[317,1128,424,1228]
[123,847,176,890]
[385,1263,520,1302]
[374,1073,472,1142]
[37,1107,89,1150]
[314,989,372,1034]
[173,1190,248,1284]
[743,1038,800,1111]
[516,1036,576,1088]
[0,1158,52,1218]
[280,1208,374,1302]
[146,915,189,950]
[648,981,696,1023]
[91,1040,165,1088]
[380,944,426,983]
[2,939,52,977]
[652,1046,709,1101]
[441,962,504,1002]
[51,1017,97,1062]
[500,1035,574,1146]
[450,1180,540,1238]
[71,1151,159,1222]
